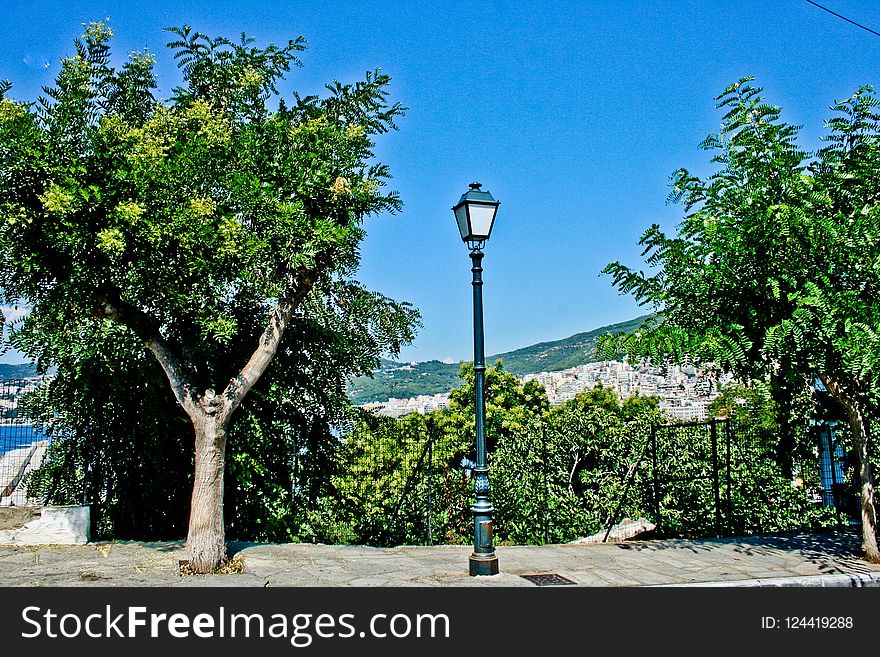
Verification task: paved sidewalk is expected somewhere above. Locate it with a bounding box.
[0,530,878,587]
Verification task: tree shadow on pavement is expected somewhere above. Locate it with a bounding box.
[615,530,875,574]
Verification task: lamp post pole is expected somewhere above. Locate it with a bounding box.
[451,181,500,576]
[468,245,499,575]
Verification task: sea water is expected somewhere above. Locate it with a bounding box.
[0,424,47,457]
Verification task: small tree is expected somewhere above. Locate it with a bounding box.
[0,23,418,571]
[602,78,880,561]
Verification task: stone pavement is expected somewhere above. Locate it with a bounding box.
[0,530,878,587]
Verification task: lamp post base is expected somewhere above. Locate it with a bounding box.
[469,553,500,576]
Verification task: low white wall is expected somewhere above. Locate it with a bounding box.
[0,506,90,545]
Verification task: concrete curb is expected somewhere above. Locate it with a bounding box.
[654,572,880,587]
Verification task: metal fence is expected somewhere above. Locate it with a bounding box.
[648,419,731,537]
[0,378,49,506]
[320,415,856,547]
[327,418,473,546]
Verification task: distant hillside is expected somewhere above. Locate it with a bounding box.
[348,315,652,404]
[347,359,462,405]
[0,362,38,380]
[494,315,649,376]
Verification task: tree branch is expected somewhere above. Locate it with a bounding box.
[221,268,318,420]
[96,295,200,416]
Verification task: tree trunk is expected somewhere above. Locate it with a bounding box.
[820,375,879,563]
[186,409,229,573]
[98,276,318,574]
[850,413,879,563]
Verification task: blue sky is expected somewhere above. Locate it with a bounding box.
[2,1,880,365]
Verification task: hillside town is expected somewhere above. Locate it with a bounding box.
[361,359,734,421]
[0,377,42,420]
[5,362,730,423]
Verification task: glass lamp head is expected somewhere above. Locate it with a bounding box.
[452,182,500,247]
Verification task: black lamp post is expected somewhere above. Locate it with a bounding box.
[452,181,500,576]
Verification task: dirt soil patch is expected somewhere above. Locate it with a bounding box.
[0,506,42,530]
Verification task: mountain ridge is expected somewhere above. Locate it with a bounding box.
[348,314,652,404]
[0,362,38,380]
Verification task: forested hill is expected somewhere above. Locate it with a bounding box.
[347,314,652,404]
[0,363,38,379]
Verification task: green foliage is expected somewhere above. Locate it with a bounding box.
[534,387,664,542]
[314,365,698,544]
[307,411,472,545]
[726,430,839,536]
[16,279,421,541]
[18,349,825,546]
[0,21,416,381]
[707,382,780,432]
[600,79,880,393]
[447,361,551,447]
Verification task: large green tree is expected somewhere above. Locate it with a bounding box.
[0,23,418,571]
[602,78,880,561]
